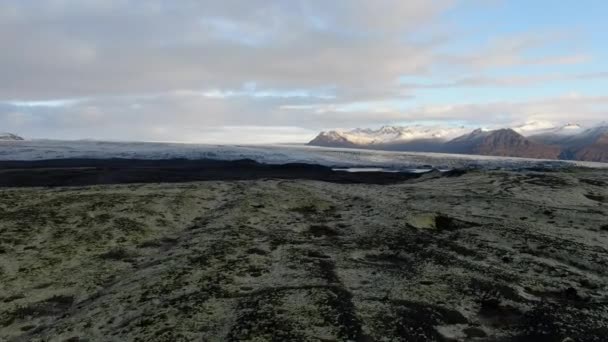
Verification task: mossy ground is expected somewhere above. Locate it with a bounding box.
[1,169,608,341]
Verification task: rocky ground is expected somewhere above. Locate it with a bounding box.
[1,168,607,341]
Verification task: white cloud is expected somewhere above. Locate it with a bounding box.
[400,94,608,127]
[402,71,608,88]
[0,0,604,141]
[0,0,452,100]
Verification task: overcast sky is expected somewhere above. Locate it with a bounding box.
[1,0,607,142]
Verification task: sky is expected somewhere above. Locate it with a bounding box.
[1,0,607,143]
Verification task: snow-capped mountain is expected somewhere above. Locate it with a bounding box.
[309,122,608,162]
[513,121,583,136]
[528,123,608,162]
[309,125,473,148]
[562,124,608,162]
[0,132,24,141]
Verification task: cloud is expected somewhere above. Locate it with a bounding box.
[2,91,607,142]
[0,1,604,141]
[398,94,608,127]
[0,0,453,101]
[9,1,580,100]
[436,32,591,70]
[402,71,608,88]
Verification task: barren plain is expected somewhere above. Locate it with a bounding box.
[1,168,607,341]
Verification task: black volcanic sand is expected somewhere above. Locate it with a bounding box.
[0,158,465,187]
[0,165,607,341]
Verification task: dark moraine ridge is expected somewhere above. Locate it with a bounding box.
[0,158,465,187]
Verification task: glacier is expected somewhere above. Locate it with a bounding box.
[1,139,607,170]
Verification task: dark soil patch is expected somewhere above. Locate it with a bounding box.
[316,258,369,341]
[528,287,590,305]
[99,247,137,261]
[391,300,468,341]
[2,294,25,303]
[3,295,75,326]
[226,290,305,341]
[246,247,269,256]
[434,215,479,231]
[137,237,178,250]
[579,178,607,187]
[308,225,339,238]
[585,193,606,203]
[290,204,318,216]
[524,174,571,188]
[464,327,487,338]
[364,252,413,267]
[514,304,608,342]
[468,278,523,303]
[305,250,331,259]
[0,158,454,187]
[478,302,524,327]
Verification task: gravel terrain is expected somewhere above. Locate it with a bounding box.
[1,168,607,341]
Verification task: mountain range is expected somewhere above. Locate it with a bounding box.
[0,132,24,141]
[308,122,608,162]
